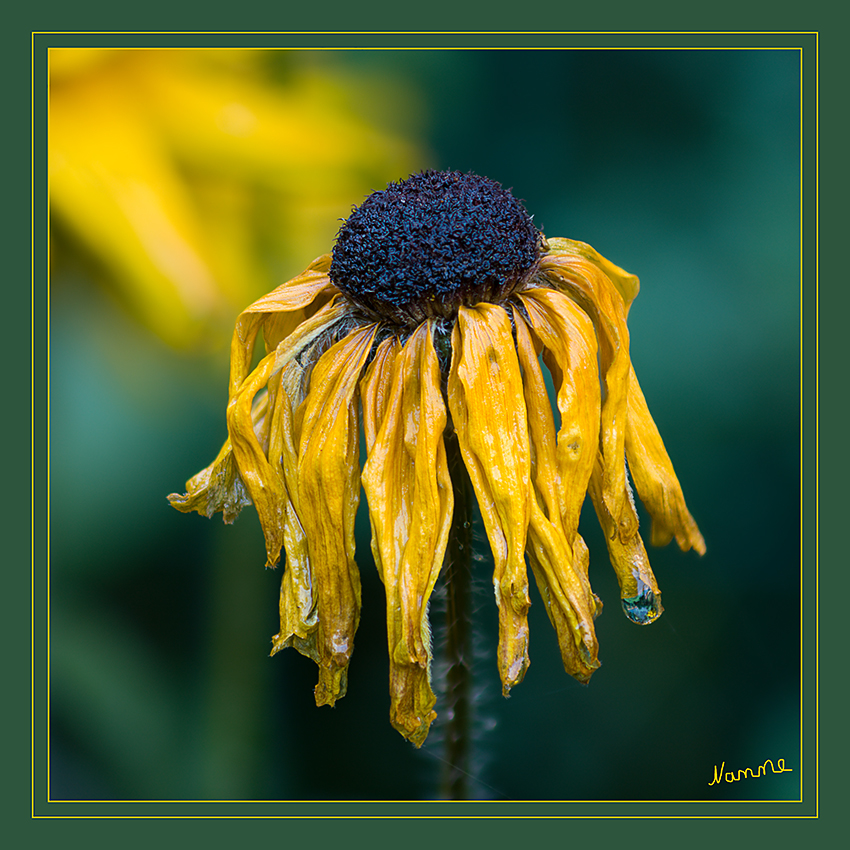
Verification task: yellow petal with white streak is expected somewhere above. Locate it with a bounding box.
[448,303,531,696]
[270,357,319,664]
[297,324,378,706]
[512,306,601,681]
[361,324,453,746]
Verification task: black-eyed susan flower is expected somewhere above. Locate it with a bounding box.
[169,170,705,747]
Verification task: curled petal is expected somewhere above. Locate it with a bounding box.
[229,255,337,397]
[167,415,259,524]
[170,272,344,536]
[226,351,287,564]
[297,324,378,706]
[226,299,348,566]
[270,358,319,664]
[518,288,601,553]
[361,324,453,746]
[588,453,663,625]
[526,548,598,683]
[360,336,399,447]
[544,237,640,314]
[525,501,601,682]
[448,303,531,695]
[512,306,601,681]
[538,253,632,528]
[626,365,706,554]
[244,254,332,308]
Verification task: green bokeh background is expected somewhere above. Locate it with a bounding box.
[48,47,802,803]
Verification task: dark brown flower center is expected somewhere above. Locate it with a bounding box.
[329,170,542,327]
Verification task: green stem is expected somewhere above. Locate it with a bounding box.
[441,431,474,801]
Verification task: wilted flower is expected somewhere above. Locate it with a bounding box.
[169,170,704,746]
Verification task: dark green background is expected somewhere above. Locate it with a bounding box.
[38,38,815,814]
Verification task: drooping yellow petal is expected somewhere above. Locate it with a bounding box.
[361,324,453,746]
[538,253,632,529]
[226,300,348,566]
[360,336,399,447]
[626,365,706,554]
[229,255,337,398]
[545,237,640,314]
[540,242,704,559]
[511,306,601,682]
[166,396,263,523]
[169,284,345,541]
[588,453,663,625]
[270,357,319,664]
[239,253,332,320]
[519,288,602,553]
[447,303,531,696]
[225,350,287,565]
[297,324,378,706]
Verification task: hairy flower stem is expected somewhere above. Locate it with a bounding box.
[441,430,474,801]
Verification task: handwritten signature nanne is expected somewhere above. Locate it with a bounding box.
[709,758,793,785]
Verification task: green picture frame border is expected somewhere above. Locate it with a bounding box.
[24,26,822,827]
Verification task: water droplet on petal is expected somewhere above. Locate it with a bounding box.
[621,580,663,625]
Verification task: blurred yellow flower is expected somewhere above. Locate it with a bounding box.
[49,48,420,349]
[169,170,705,747]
